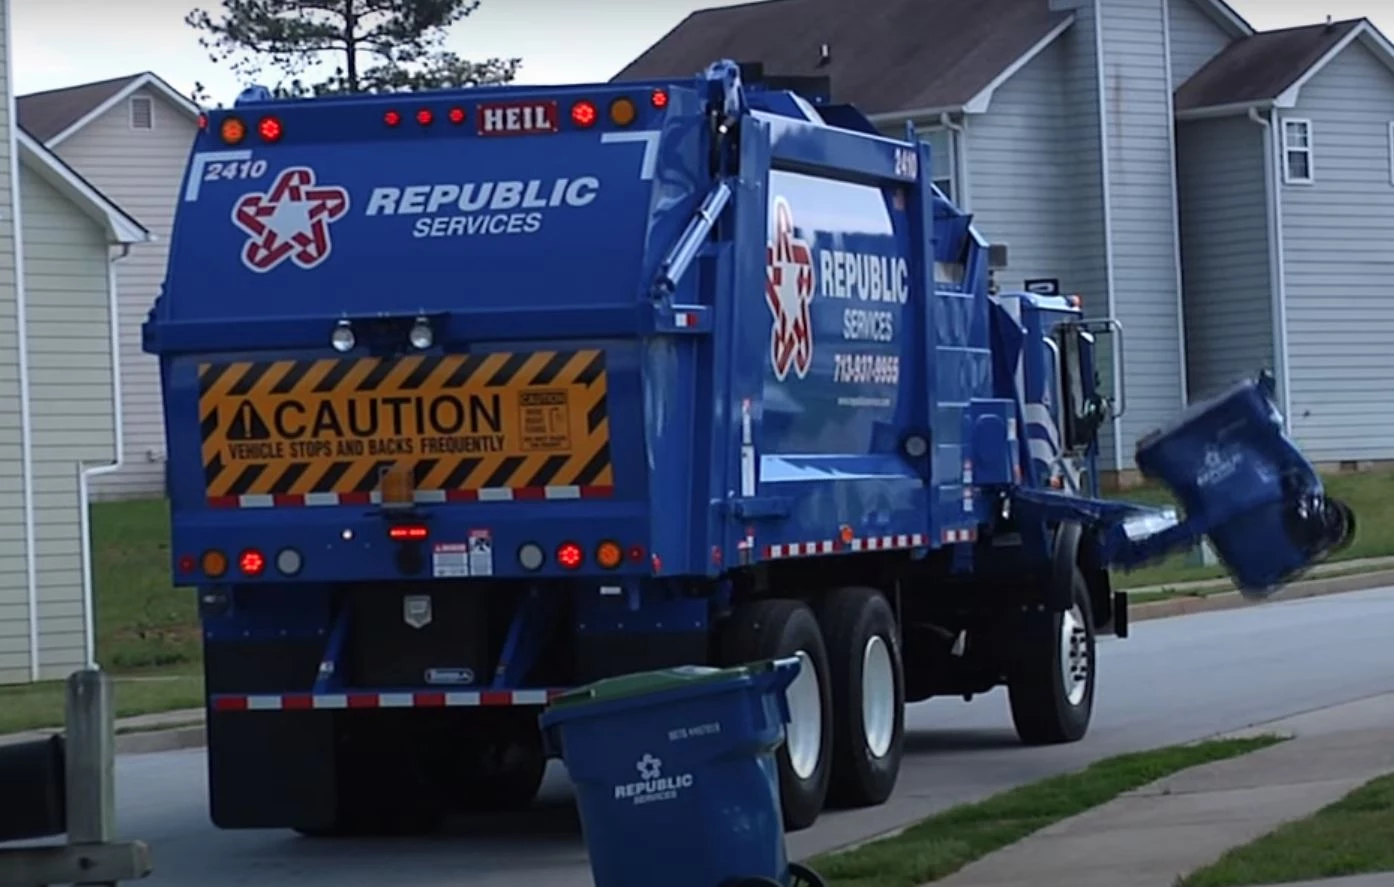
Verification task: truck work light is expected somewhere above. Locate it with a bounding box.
[331,320,355,352]
[409,317,433,350]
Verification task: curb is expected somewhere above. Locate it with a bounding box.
[115,724,206,755]
[1128,568,1394,622]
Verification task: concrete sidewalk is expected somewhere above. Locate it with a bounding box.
[931,692,1394,887]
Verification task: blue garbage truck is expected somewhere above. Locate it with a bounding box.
[143,60,1354,837]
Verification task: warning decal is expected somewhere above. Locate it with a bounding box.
[198,350,612,505]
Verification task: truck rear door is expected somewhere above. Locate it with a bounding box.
[151,84,707,583]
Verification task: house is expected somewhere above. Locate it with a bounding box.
[17,72,202,499]
[0,7,153,682]
[1174,19,1394,465]
[615,0,1394,477]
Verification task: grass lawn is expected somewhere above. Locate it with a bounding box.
[811,735,1286,887]
[1107,467,1394,591]
[1179,772,1394,886]
[0,498,202,735]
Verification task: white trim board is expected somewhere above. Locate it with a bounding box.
[47,72,200,148]
[15,128,150,244]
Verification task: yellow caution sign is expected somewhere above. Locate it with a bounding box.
[198,350,612,502]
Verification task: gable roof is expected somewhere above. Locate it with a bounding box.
[1176,18,1394,118]
[15,128,150,244]
[612,0,1075,118]
[17,72,200,146]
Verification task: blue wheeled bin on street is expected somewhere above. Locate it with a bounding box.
[540,657,825,887]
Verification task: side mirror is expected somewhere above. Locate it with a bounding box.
[1059,324,1107,450]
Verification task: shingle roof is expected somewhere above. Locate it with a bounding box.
[1175,19,1362,111]
[17,73,146,142]
[612,0,1074,117]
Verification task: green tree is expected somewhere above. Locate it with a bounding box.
[185,0,521,100]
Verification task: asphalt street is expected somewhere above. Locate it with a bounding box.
[107,585,1394,887]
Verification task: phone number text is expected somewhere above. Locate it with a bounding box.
[833,353,900,385]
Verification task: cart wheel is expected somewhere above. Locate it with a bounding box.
[816,586,905,809]
[718,598,833,832]
[1007,562,1096,745]
[789,861,828,887]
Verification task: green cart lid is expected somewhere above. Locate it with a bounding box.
[547,661,772,710]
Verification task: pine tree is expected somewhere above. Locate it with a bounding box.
[185,0,521,100]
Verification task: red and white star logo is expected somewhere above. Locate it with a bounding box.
[765,196,815,381]
[231,167,350,273]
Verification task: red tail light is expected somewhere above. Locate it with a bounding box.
[448,107,466,125]
[416,108,434,126]
[239,549,266,576]
[384,109,401,127]
[257,116,283,142]
[388,524,429,542]
[557,542,584,569]
[651,89,668,109]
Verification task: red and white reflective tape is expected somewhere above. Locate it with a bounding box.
[207,486,614,509]
[847,533,927,552]
[673,311,698,328]
[765,533,927,559]
[211,688,565,712]
[942,528,978,543]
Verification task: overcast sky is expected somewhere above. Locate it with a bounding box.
[10,0,1391,102]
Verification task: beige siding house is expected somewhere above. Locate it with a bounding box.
[18,72,200,500]
[0,2,152,683]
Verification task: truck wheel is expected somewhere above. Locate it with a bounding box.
[458,731,547,812]
[1007,565,1096,745]
[817,587,904,808]
[719,598,833,832]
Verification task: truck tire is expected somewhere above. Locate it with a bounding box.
[1007,564,1096,745]
[457,730,547,812]
[718,598,833,831]
[816,587,905,808]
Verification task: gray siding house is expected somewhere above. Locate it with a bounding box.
[18,73,201,499]
[615,0,1394,479]
[0,8,153,683]
[1175,19,1394,464]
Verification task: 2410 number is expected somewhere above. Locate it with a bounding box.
[203,159,268,182]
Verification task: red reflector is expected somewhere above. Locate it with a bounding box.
[627,544,646,563]
[177,554,196,573]
[384,109,401,127]
[416,108,434,126]
[557,542,584,570]
[389,524,429,542]
[570,101,597,128]
[257,116,283,142]
[239,549,265,576]
[197,113,208,130]
[448,107,466,125]
[651,89,668,109]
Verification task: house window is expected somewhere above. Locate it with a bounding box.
[921,128,957,200]
[1388,122,1394,185]
[129,96,154,130]
[1281,118,1313,184]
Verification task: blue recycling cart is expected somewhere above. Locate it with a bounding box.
[539,657,825,887]
[1131,374,1356,593]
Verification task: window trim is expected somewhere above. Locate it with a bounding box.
[921,127,958,201]
[1388,121,1394,186]
[129,95,154,131]
[1280,117,1313,185]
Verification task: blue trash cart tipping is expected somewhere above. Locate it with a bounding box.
[143,59,1354,842]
